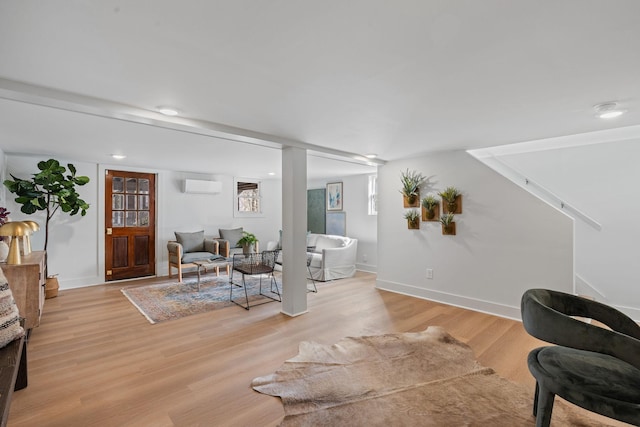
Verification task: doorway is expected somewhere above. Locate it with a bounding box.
[105,170,156,281]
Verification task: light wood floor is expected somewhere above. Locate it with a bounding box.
[6,271,604,426]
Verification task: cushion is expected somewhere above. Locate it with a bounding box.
[219,228,243,248]
[182,252,223,264]
[534,346,640,402]
[175,230,205,253]
[315,235,347,252]
[0,269,25,348]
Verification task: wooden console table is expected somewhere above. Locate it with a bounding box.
[1,251,46,330]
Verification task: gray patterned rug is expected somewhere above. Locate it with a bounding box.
[122,274,280,323]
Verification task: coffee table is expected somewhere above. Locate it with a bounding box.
[193,258,231,291]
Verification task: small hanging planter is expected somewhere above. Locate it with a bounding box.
[404,209,421,229]
[403,193,420,208]
[421,195,440,221]
[399,169,425,208]
[439,186,462,214]
[440,213,456,235]
[441,222,456,235]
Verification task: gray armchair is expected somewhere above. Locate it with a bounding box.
[168,230,221,282]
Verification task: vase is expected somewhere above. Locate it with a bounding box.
[0,240,8,262]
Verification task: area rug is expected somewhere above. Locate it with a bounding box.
[121,275,280,324]
[252,326,616,426]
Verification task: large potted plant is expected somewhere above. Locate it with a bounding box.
[399,169,425,207]
[4,159,90,297]
[237,231,259,254]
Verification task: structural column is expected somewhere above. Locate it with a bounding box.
[280,146,308,316]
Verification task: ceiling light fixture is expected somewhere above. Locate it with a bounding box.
[594,102,626,119]
[111,154,126,160]
[157,106,179,116]
[365,153,378,159]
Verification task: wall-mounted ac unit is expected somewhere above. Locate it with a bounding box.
[183,179,222,194]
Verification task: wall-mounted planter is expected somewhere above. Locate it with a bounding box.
[407,217,420,229]
[443,195,462,214]
[403,193,420,208]
[422,204,440,221]
[442,222,456,235]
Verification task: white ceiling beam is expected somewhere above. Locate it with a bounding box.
[0,77,385,167]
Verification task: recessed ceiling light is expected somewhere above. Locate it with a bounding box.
[365,153,378,159]
[111,154,126,160]
[594,102,626,119]
[157,106,179,116]
[268,172,276,176]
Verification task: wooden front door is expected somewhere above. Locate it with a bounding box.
[105,170,156,281]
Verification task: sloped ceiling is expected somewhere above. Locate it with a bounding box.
[0,1,639,179]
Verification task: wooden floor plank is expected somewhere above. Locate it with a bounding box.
[6,271,608,426]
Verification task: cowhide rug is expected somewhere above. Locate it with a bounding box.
[252,326,616,426]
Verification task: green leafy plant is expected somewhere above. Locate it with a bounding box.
[440,212,455,226]
[439,186,461,213]
[438,186,460,203]
[399,169,425,201]
[237,231,259,246]
[421,195,439,210]
[3,159,90,258]
[404,209,420,221]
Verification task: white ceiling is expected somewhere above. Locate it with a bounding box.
[0,1,639,180]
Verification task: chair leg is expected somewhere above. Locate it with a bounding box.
[534,382,554,427]
[241,274,249,309]
[229,271,250,310]
[270,273,281,300]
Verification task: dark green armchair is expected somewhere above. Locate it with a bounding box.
[521,288,640,426]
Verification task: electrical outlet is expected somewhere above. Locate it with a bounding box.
[426,268,433,279]
[363,254,367,263]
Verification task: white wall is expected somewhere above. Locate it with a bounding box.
[308,173,378,272]
[376,150,574,320]
[5,154,282,289]
[494,139,640,318]
[5,155,100,287]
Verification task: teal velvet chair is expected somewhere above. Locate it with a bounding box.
[521,289,640,426]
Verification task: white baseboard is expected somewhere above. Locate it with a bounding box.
[356,263,377,273]
[376,279,521,321]
[574,274,640,321]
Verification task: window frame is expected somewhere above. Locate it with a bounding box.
[234,177,263,218]
[368,174,378,216]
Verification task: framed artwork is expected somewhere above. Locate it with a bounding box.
[326,212,346,236]
[326,182,343,211]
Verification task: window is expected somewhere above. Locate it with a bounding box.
[234,177,263,217]
[368,175,378,215]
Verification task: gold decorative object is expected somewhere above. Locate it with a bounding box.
[0,222,32,264]
[21,220,40,256]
